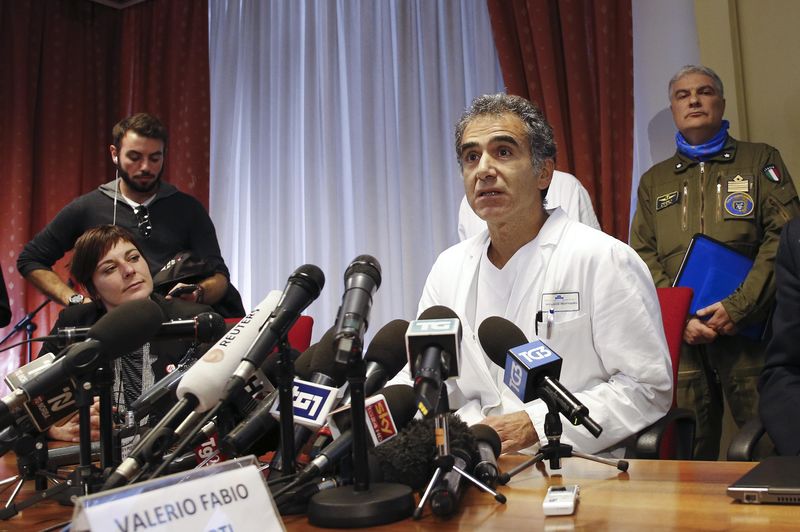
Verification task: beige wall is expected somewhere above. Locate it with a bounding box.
[694,1,799,458]
[696,0,800,184]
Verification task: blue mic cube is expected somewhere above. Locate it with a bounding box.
[504,340,562,403]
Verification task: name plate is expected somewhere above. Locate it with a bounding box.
[71,456,283,532]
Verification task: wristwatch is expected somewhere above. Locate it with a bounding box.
[68,293,85,306]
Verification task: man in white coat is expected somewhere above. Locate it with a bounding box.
[395,94,672,456]
[457,170,600,241]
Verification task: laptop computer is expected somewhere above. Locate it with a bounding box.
[727,456,800,504]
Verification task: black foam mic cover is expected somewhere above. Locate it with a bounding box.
[477,316,528,368]
[369,413,476,491]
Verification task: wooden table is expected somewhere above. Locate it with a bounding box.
[283,456,798,531]
[0,450,77,532]
[0,453,797,531]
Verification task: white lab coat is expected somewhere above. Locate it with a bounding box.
[395,208,672,455]
[458,170,601,241]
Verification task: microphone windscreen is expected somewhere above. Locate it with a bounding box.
[88,298,164,353]
[310,327,346,385]
[293,345,316,381]
[259,348,303,388]
[369,418,432,490]
[470,423,502,458]
[346,255,382,287]
[444,414,478,465]
[292,264,326,298]
[377,384,418,428]
[195,312,226,343]
[364,319,409,374]
[418,305,458,321]
[261,340,316,385]
[370,412,475,490]
[477,316,528,368]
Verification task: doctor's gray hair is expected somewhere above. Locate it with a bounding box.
[454,93,557,173]
[668,65,725,100]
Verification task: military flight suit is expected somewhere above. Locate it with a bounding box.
[631,136,799,459]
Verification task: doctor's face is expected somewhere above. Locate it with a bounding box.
[459,113,552,227]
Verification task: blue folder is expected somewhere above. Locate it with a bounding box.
[673,233,765,340]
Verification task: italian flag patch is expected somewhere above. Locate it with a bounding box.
[763,164,781,183]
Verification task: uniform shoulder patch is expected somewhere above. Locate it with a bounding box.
[763,164,781,183]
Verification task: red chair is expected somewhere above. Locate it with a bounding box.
[286,315,314,352]
[223,315,314,352]
[630,287,696,459]
[658,286,692,406]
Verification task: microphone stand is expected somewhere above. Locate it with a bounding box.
[0,369,108,519]
[497,387,628,485]
[275,339,297,476]
[413,387,506,519]
[0,429,62,520]
[94,364,117,471]
[306,338,414,528]
[0,299,50,364]
[145,339,297,483]
[67,371,107,495]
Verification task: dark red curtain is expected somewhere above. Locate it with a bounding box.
[0,0,209,390]
[487,0,633,241]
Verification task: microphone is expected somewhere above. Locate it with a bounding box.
[0,417,37,459]
[3,353,79,433]
[46,441,102,468]
[370,413,476,491]
[260,345,305,389]
[470,424,501,487]
[267,327,346,469]
[0,299,164,430]
[131,319,301,426]
[339,319,409,407]
[103,291,284,490]
[129,354,197,422]
[218,343,317,457]
[430,441,472,518]
[405,306,462,417]
[278,454,413,515]
[132,334,301,434]
[175,291,283,413]
[326,318,411,437]
[51,312,226,347]
[275,474,357,515]
[333,255,381,363]
[293,342,316,381]
[295,327,347,416]
[478,317,602,437]
[362,320,410,397]
[224,265,325,401]
[192,343,318,467]
[291,384,417,487]
[217,390,279,458]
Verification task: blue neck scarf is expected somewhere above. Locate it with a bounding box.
[675,120,729,161]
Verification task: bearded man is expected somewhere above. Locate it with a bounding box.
[17,113,244,317]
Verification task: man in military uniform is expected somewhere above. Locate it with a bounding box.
[631,65,799,459]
